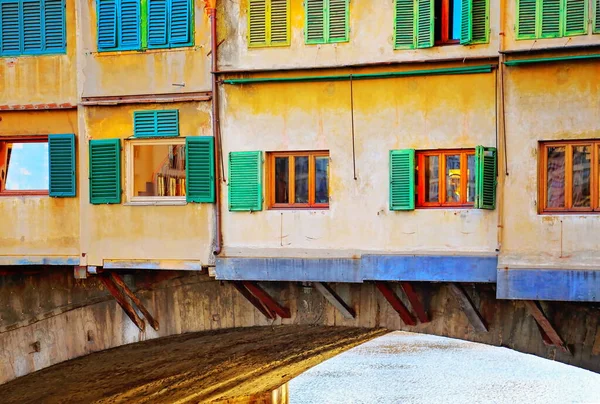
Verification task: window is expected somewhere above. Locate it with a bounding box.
[539,140,600,213]
[516,0,588,40]
[305,0,349,44]
[96,0,192,52]
[394,0,489,49]
[248,0,290,47]
[0,0,66,56]
[134,110,179,138]
[0,137,49,195]
[595,0,600,33]
[267,151,329,209]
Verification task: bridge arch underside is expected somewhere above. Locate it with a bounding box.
[1,267,599,389]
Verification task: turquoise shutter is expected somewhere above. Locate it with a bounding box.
[186,137,215,203]
[564,0,587,36]
[44,0,66,51]
[460,0,473,44]
[327,0,348,42]
[22,0,43,52]
[516,0,537,39]
[248,0,267,46]
[119,0,140,49]
[416,0,434,48]
[270,0,290,45]
[595,0,600,33]
[133,110,179,137]
[97,0,118,49]
[394,0,415,49]
[229,151,263,212]
[0,0,21,55]
[48,134,76,197]
[540,0,561,38]
[148,0,168,47]
[89,139,121,204]
[389,149,415,211]
[305,0,325,44]
[475,146,496,210]
[168,0,191,45]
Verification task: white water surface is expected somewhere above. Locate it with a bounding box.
[289,331,600,404]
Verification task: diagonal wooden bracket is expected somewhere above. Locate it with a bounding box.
[524,300,570,354]
[242,281,291,319]
[232,282,276,320]
[448,283,488,332]
[375,282,416,326]
[314,282,355,319]
[109,273,159,331]
[399,282,430,323]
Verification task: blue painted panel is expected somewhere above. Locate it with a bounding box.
[497,269,600,302]
[215,258,363,283]
[12,256,80,266]
[361,255,498,283]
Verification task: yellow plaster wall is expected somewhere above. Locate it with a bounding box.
[80,0,212,97]
[220,64,498,258]
[0,110,79,257]
[500,61,600,269]
[82,102,214,266]
[0,0,77,105]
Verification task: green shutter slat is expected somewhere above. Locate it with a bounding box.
[269,0,289,45]
[595,0,600,33]
[186,136,215,203]
[564,0,587,36]
[44,0,65,51]
[475,146,496,210]
[97,0,117,49]
[119,0,140,48]
[89,139,121,204]
[0,0,21,54]
[416,0,433,48]
[169,0,191,44]
[48,134,76,197]
[22,0,42,52]
[148,0,168,46]
[516,0,537,39]
[305,0,325,44]
[389,149,415,211]
[327,0,348,42]
[248,0,267,46]
[471,0,489,43]
[229,151,263,212]
[460,0,472,44]
[540,0,561,38]
[394,0,415,49]
[134,110,179,138]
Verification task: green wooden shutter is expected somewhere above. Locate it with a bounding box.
[248,0,267,46]
[22,0,43,52]
[169,0,191,45]
[44,0,66,51]
[48,134,76,197]
[394,0,415,49]
[229,151,263,212]
[389,149,415,211]
[305,0,325,44]
[460,0,473,44]
[516,0,537,39]
[416,0,433,48]
[475,146,496,210]
[89,139,121,204]
[540,0,561,38]
[564,0,587,36]
[119,0,140,49]
[97,0,118,50]
[133,110,179,138]
[461,0,489,44]
[1,0,21,55]
[595,0,600,33]
[327,0,348,42]
[148,0,168,47]
[269,0,289,45]
[186,137,215,203]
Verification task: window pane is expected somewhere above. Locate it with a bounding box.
[295,156,309,204]
[315,157,329,204]
[275,157,289,204]
[467,154,475,203]
[451,0,462,40]
[133,144,186,197]
[424,155,439,203]
[445,154,461,203]
[572,145,591,208]
[3,142,49,191]
[546,146,565,208]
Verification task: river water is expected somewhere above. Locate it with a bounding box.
[288,331,600,404]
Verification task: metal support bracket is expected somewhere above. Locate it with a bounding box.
[233,281,291,319]
[375,282,417,326]
[524,300,570,354]
[232,282,276,320]
[399,282,430,323]
[449,283,488,332]
[314,282,356,319]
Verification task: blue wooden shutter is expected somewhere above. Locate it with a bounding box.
[134,110,179,137]
[22,0,43,52]
[186,137,215,203]
[97,0,118,49]
[168,0,190,45]
[89,139,121,204]
[48,134,76,197]
[0,0,21,55]
[148,0,168,47]
[228,151,263,212]
[389,149,415,211]
[43,0,66,51]
[475,146,496,210]
[394,0,415,49]
[119,0,140,49]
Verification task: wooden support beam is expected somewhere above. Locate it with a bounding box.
[448,283,488,333]
[110,273,159,331]
[100,275,146,332]
[375,282,416,326]
[314,282,356,319]
[232,282,276,320]
[399,282,430,323]
[242,281,291,319]
[523,300,569,354]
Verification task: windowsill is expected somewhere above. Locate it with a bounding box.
[268,206,329,211]
[125,199,187,206]
[416,206,475,209]
[0,191,48,197]
[539,211,600,215]
[91,46,198,57]
[1,51,67,59]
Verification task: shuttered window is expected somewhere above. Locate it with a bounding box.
[133,110,179,138]
[389,149,415,211]
[0,0,65,56]
[97,0,192,52]
[305,0,349,44]
[89,139,121,204]
[186,136,215,203]
[460,0,490,44]
[248,0,290,47]
[229,151,263,212]
[516,0,588,40]
[474,146,496,210]
[48,134,76,197]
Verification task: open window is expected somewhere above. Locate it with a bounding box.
[0,136,49,196]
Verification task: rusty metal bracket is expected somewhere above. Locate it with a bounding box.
[524,300,570,354]
[109,273,159,331]
[399,282,430,323]
[242,281,291,319]
[314,282,356,319]
[375,282,417,326]
[232,282,276,320]
[449,283,488,332]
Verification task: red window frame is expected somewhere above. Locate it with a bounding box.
[435,0,460,46]
[0,136,49,196]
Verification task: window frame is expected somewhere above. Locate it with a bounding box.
[435,0,461,46]
[0,135,49,196]
[416,148,476,208]
[538,140,600,214]
[267,150,329,210]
